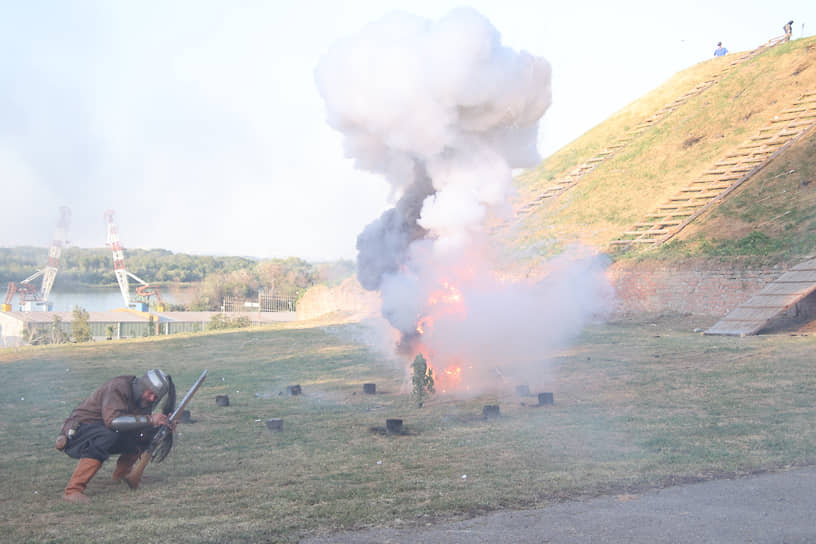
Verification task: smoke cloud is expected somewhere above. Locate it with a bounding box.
[316,7,612,394]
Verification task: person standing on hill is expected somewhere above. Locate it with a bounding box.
[784,20,793,41]
[714,42,728,56]
[56,369,176,503]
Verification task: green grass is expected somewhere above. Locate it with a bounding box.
[2,315,815,542]
[512,36,816,266]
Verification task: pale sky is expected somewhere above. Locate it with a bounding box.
[1,0,813,261]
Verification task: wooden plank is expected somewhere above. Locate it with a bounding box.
[622,229,670,235]
[769,115,800,123]
[645,212,692,219]
[688,182,732,190]
[613,238,657,244]
[633,220,682,227]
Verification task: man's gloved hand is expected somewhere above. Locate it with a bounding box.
[150,413,175,430]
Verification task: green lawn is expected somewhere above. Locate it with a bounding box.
[1,315,814,543]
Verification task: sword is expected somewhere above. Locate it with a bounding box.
[167,369,208,425]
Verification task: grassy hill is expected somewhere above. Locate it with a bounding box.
[510,36,816,267]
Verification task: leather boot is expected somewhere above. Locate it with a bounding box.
[122,453,148,490]
[112,453,140,481]
[63,458,102,503]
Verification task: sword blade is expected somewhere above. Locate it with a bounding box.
[169,369,208,422]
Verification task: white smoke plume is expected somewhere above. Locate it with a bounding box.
[316,8,551,263]
[316,7,612,395]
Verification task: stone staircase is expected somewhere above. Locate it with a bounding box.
[610,90,816,249]
[705,257,816,336]
[513,38,786,220]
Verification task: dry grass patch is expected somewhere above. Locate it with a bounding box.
[512,37,816,260]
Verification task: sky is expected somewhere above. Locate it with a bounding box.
[1,0,814,262]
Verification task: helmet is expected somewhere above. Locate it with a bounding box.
[136,369,170,401]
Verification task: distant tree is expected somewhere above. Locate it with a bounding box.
[22,325,39,345]
[49,315,67,344]
[314,260,355,286]
[105,324,115,340]
[71,306,92,342]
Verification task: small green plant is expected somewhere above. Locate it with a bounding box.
[411,353,435,407]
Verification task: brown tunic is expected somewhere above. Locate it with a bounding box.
[63,375,151,432]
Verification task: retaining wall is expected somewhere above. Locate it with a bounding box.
[607,260,791,317]
[296,260,810,322]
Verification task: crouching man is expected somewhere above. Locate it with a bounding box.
[56,369,176,503]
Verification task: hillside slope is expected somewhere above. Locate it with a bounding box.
[507,36,816,267]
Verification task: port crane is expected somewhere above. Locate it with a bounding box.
[2,206,71,312]
[104,210,164,311]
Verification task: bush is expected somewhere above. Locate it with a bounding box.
[207,314,252,331]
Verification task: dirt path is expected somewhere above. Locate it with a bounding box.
[301,466,816,543]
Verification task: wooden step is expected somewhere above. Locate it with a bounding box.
[633,220,682,227]
[672,190,724,200]
[657,204,704,211]
[622,229,671,235]
[645,211,693,219]
[785,119,816,128]
[687,183,732,191]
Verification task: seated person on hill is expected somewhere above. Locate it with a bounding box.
[714,42,728,57]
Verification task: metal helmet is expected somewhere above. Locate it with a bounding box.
[137,369,170,400]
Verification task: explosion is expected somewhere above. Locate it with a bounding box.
[316,8,612,395]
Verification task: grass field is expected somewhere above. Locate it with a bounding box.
[1,314,815,543]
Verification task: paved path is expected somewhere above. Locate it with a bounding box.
[301,466,816,543]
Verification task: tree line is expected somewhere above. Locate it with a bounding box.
[0,246,355,310]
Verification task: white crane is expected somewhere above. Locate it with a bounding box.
[2,206,71,312]
[104,210,164,311]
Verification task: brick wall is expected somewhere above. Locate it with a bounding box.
[606,260,791,317]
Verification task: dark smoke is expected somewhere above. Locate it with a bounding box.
[355,166,433,291]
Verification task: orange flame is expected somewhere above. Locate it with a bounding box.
[413,278,470,392]
[415,279,465,336]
